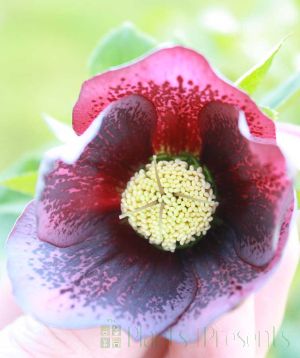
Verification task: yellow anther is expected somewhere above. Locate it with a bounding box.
[120,158,218,252]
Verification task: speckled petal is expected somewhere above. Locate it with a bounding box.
[162,209,293,342]
[37,94,157,247]
[198,102,293,266]
[73,46,275,155]
[7,202,196,340]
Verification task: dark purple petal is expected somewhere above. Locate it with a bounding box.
[198,102,293,266]
[162,209,293,342]
[7,202,196,339]
[37,94,157,247]
[73,46,275,155]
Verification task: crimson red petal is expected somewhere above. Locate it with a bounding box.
[73,46,275,155]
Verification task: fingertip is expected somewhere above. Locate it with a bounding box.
[0,315,168,358]
[166,297,256,358]
[255,219,299,357]
[0,268,22,330]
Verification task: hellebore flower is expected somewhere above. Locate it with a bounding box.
[7,46,294,342]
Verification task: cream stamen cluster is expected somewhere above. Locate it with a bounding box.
[120,157,218,252]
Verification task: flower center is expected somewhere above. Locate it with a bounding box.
[120,156,218,252]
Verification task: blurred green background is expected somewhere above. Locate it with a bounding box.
[0,0,299,356]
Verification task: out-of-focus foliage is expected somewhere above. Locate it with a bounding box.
[260,106,279,120]
[262,72,300,108]
[0,155,40,197]
[0,188,32,258]
[235,37,287,95]
[88,22,157,75]
[0,155,40,258]
[0,1,299,356]
[0,172,38,196]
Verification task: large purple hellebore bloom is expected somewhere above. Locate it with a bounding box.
[6,46,294,342]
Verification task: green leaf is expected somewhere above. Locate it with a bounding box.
[0,155,40,182]
[260,105,279,120]
[0,171,38,196]
[0,155,41,248]
[88,22,157,76]
[0,188,32,248]
[0,154,40,198]
[235,36,288,95]
[261,72,300,109]
[0,186,32,215]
